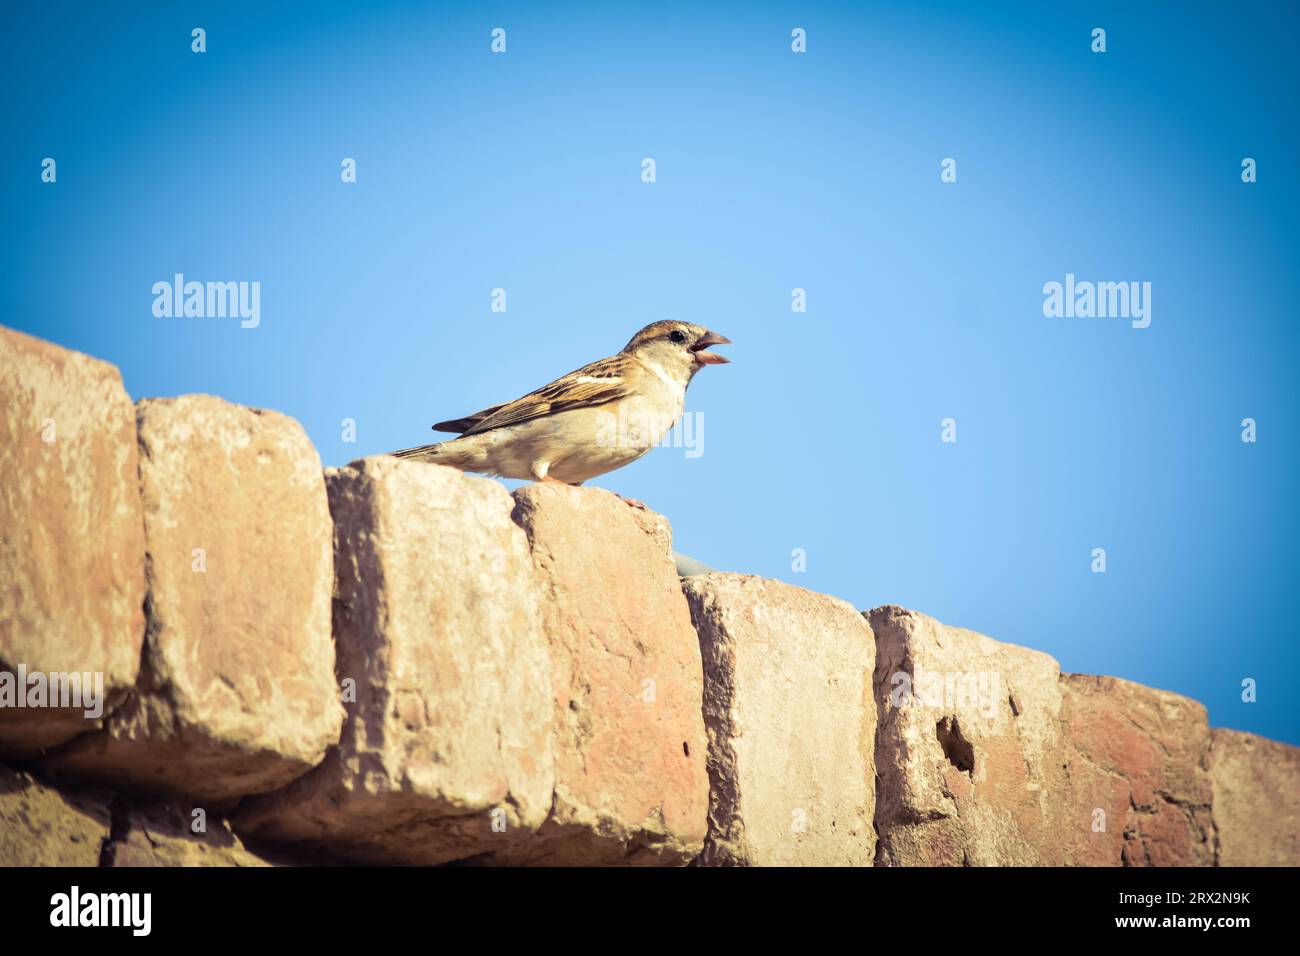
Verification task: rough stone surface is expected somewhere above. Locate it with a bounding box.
[632,507,674,559]
[1209,728,1300,866]
[684,574,875,866]
[44,395,342,801]
[0,765,110,866]
[235,458,554,865]
[0,326,146,756]
[1058,674,1215,866]
[482,484,709,865]
[105,802,272,867]
[870,607,1218,866]
[869,605,1066,866]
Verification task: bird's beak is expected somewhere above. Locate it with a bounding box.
[690,331,732,366]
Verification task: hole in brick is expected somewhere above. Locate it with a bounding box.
[682,741,690,757]
[936,715,975,775]
[1009,694,1021,717]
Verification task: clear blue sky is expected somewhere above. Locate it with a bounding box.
[4,1,1297,744]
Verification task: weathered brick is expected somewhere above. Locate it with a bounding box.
[45,395,342,799]
[1058,674,1215,866]
[685,574,875,865]
[479,484,709,865]
[1209,728,1300,866]
[869,605,1065,865]
[0,326,145,756]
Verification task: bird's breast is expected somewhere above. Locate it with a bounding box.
[540,391,683,482]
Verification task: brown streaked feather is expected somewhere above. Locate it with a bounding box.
[450,355,632,437]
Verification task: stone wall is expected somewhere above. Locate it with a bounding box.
[2,325,1295,866]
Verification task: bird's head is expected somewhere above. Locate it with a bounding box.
[621,320,732,383]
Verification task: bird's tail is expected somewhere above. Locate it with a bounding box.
[390,442,443,462]
[388,437,481,471]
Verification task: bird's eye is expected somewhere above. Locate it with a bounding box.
[668,329,687,344]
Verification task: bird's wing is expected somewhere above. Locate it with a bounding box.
[451,355,633,437]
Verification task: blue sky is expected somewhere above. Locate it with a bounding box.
[4,1,1297,744]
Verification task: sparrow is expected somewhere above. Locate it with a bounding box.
[390,321,731,489]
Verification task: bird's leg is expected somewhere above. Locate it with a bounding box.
[532,460,586,491]
[531,460,564,485]
[532,460,640,506]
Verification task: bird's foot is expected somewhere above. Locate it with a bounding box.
[615,494,648,510]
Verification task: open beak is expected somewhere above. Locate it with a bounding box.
[689,330,732,366]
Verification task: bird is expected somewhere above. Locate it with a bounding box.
[390,321,731,494]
